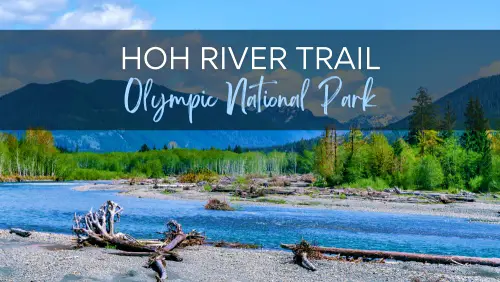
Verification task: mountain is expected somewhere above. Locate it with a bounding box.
[51,130,324,152]
[0,79,344,131]
[346,114,401,129]
[389,75,500,129]
[0,79,341,151]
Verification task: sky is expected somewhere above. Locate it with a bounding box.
[1,0,500,30]
[1,0,500,122]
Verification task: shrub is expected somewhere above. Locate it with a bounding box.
[203,184,212,192]
[415,155,444,190]
[235,176,249,185]
[392,140,417,189]
[469,176,484,192]
[179,169,218,183]
[204,198,234,211]
[312,176,327,188]
[349,177,389,190]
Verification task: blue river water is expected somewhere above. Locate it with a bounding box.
[0,182,499,258]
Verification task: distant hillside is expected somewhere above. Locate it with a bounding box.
[389,75,500,129]
[346,114,401,129]
[247,136,322,153]
[51,130,323,152]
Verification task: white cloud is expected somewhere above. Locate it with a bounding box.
[0,0,66,24]
[0,77,22,95]
[477,61,500,78]
[50,3,154,30]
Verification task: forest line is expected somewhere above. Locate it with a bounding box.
[0,88,497,192]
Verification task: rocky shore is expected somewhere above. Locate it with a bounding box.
[1,230,499,282]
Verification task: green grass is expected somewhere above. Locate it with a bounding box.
[255,197,286,204]
[235,176,249,185]
[349,178,389,190]
[162,189,175,195]
[203,184,213,192]
[105,243,117,249]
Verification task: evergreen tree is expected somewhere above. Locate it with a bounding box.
[295,139,307,156]
[233,145,243,154]
[407,87,437,145]
[139,144,150,152]
[439,101,456,140]
[461,97,491,191]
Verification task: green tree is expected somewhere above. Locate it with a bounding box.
[233,145,243,154]
[417,130,442,156]
[408,87,437,145]
[314,128,335,186]
[368,133,394,178]
[461,97,492,191]
[439,101,456,140]
[439,137,466,189]
[139,144,150,152]
[415,155,444,190]
[392,138,417,189]
[147,159,163,179]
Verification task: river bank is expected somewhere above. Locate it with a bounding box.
[74,180,500,223]
[1,230,499,282]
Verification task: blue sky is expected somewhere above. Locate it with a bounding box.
[1,0,500,30]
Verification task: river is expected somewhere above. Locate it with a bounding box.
[0,182,499,258]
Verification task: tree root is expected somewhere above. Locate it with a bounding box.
[285,240,320,271]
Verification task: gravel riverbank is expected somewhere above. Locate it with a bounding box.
[74,182,500,223]
[1,230,499,282]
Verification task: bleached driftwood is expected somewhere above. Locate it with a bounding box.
[281,244,500,267]
[72,200,205,281]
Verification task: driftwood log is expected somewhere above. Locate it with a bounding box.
[72,200,205,281]
[9,228,32,237]
[281,244,500,267]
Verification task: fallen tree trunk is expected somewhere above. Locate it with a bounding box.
[281,244,500,267]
